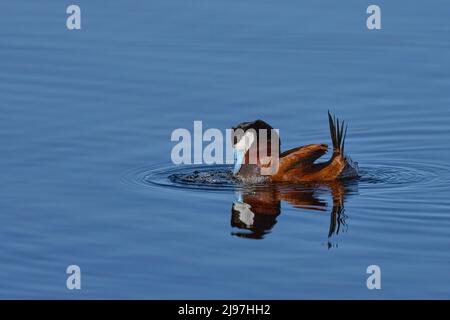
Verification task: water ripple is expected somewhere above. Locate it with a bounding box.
[123,160,450,195]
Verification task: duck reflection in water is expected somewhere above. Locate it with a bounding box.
[231,179,357,244]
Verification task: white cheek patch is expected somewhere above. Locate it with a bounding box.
[234,131,255,152]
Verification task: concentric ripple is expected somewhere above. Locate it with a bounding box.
[357,160,449,193]
[123,160,450,194]
[124,164,239,192]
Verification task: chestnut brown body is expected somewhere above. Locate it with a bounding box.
[233,112,357,182]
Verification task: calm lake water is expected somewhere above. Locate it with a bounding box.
[1,1,450,299]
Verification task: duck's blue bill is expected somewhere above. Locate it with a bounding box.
[233,149,245,174]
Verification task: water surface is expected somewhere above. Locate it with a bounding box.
[1,1,450,298]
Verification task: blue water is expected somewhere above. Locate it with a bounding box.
[1,1,450,299]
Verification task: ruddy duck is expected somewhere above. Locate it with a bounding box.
[232,112,359,182]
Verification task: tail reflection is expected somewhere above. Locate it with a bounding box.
[231,180,357,242]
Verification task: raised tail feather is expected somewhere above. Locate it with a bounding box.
[328,111,348,156]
